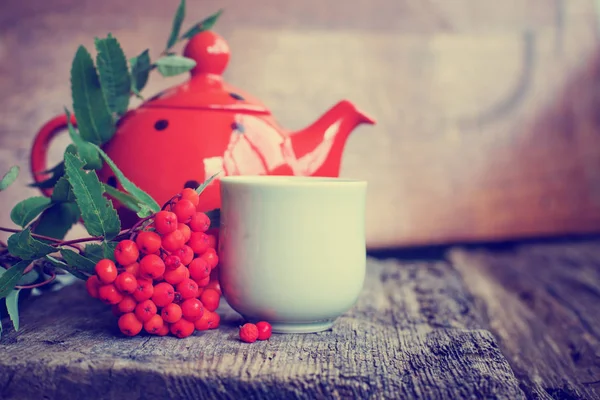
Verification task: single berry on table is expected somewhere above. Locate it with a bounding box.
[239,323,259,343]
[133,278,154,302]
[189,257,210,281]
[180,188,200,207]
[95,259,118,284]
[170,318,195,338]
[135,299,158,322]
[136,231,162,254]
[114,239,140,266]
[139,254,166,280]
[163,265,188,285]
[114,272,138,294]
[143,314,165,334]
[117,295,137,313]
[176,278,199,300]
[152,282,175,307]
[189,212,211,232]
[200,288,220,312]
[154,211,178,235]
[98,284,123,305]
[118,313,143,337]
[188,232,210,255]
[173,199,196,223]
[181,298,204,321]
[161,229,186,252]
[194,310,220,331]
[85,275,101,298]
[161,302,183,323]
[255,321,273,340]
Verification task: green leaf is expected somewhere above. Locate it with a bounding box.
[7,229,55,261]
[196,171,220,195]
[136,204,153,218]
[92,144,160,212]
[0,260,29,299]
[6,290,20,331]
[154,55,196,77]
[70,45,116,145]
[60,249,96,274]
[45,255,88,281]
[33,202,80,240]
[95,34,131,115]
[82,243,104,263]
[181,9,223,39]
[103,241,118,261]
[64,108,102,170]
[63,153,121,239]
[17,269,40,286]
[166,0,186,50]
[29,163,64,189]
[10,197,52,227]
[130,49,152,94]
[52,177,76,203]
[0,166,19,191]
[102,183,142,213]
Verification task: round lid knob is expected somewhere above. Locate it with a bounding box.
[183,31,230,76]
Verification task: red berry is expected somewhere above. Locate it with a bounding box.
[177,223,191,243]
[85,275,101,298]
[163,265,188,286]
[155,322,170,336]
[118,313,143,337]
[200,288,220,311]
[117,295,137,313]
[255,321,273,340]
[114,272,138,294]
[176,279,198,300]
[98,284,123,305]
[170,318,195,338]
[195,276,210,288]
[189,257,210,281]
[139,254,166,280]
[135,299,157,322]
[161,302,183,323]
[194,310,220,331]
[181,298,204,321]
[136,231,162,254]
[154,211,178,235]
[201,248,219,269]
[114,240,140,266]
[189,212,210,232]
[173,199,196,223]
[161,229,186,252]
[143,314,164,334]
[173,245,194,265]
[133,278,154,302]
[95,259,117,284]
[206,234,217,249]
[188,232,210,255]
[152,282,175,307]
[205,279,222,296]
[164,255,181,270]
[124,262,140,277]
[180,188,200,207]
[239,323,259,343]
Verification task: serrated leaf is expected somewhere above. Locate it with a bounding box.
[7,229,56,261]
[103,241,118,261]
[92,144,160,212]
[166,0,186,50]
[0,166,19,191]
[154,55,196,77]
[70,45,116,145]
[64,153,121,239]
[5,290,20,331]
[82,244,104,263]
[33,202,80,240]
[52,177,76,203]
[95,35,131,115]
[0,260,29,299]
[10,197,52,228]
[130,49,151,94]
[196,171,220,195]
[45,255,88,281]
[102,183,142,213]
[181,9,223,39]
[64,109,102,170]
[136,204,153,218]
[60,249,96,274]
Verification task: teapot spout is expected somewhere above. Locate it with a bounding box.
[285,100,375,177]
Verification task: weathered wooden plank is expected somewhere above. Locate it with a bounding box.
[0,259,524,399]
[449,242,600,399]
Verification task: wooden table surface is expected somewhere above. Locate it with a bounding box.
[1,241,599,399]
[3,0,600,249]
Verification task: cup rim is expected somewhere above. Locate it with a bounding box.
[219,175,367,187]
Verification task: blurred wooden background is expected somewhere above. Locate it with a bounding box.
[2,0,600,249]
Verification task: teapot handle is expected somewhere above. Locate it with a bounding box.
[30,113,76,197]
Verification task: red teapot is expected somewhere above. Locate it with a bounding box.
[31,31,375,220]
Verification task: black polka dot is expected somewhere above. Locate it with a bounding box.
[229,92,244,100]
[154,120,169,131]
[107,176,118,188]
[184,180,200,189]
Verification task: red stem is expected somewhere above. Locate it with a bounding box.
[15,271,56,289]
[161,194,181,211]
[128,215,154,240]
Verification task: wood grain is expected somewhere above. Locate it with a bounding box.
[2,0,600,248]
[450,243,600,399]
[0,258,524,399]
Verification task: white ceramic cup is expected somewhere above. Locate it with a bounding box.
[218,176,367,333]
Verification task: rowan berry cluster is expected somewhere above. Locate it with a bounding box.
[85,188,222,338]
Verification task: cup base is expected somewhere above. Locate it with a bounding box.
[243,317,336,334]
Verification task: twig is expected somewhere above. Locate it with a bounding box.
[15,271,56,289]
[128,215,154,240]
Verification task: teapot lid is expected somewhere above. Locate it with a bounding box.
[144,31,270,114]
